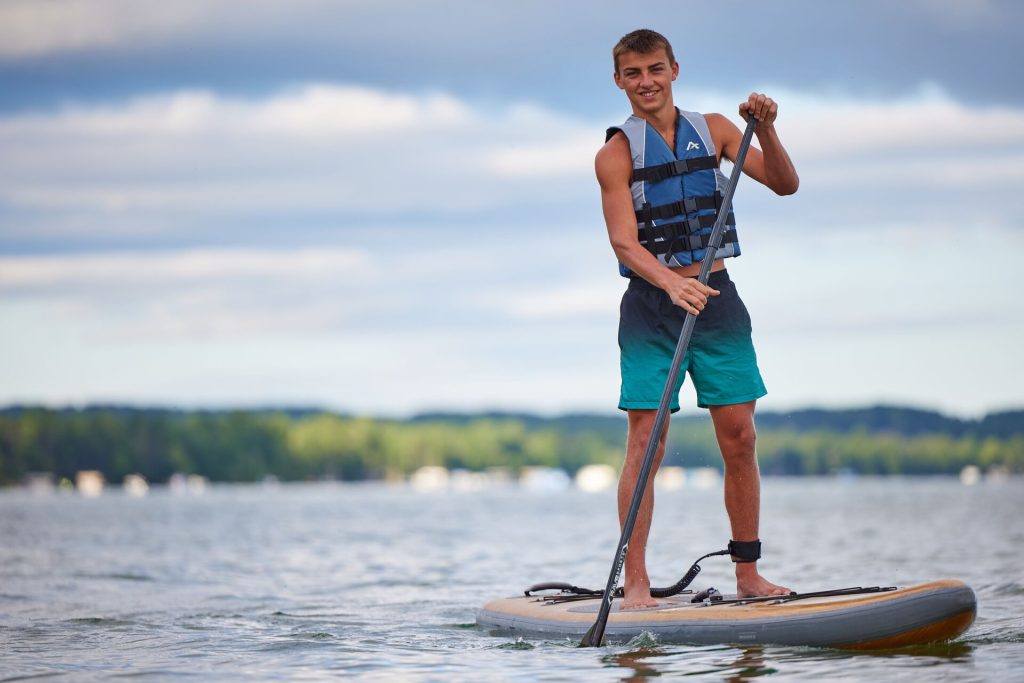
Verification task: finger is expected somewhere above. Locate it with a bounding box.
[693,283,720,296]
[757,93,770,120]
[748,93,764,119]
[684,289,716,307]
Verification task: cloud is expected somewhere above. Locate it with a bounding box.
[485,136,596,178]
[0,247,373,339]
[0,1,200,57]
[0,85,471,138]
[2,81,1023,415]
[0,236,613,341]
[3,82,1024,249]
[5,230,1020,416]
[3,1,1021,117]
[757,87,1024,161]
[683,87,1024,229]
[0,83,602,230]
[500,285,622,318]
[0,247,368,290]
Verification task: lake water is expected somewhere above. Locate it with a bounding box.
[1,477,1022,681]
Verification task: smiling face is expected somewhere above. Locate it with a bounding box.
[613,48,679,117]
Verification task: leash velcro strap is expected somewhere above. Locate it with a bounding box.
[631,154,719,184]
[636,192,724,223]
[728,539,762,563]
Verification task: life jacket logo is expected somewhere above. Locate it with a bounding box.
[686,141,700,151]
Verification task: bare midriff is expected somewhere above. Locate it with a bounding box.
[670,258,727,278]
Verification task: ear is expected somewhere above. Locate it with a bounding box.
[613,71,625,90]
[671,61,679,81]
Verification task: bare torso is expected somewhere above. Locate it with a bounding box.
[670,258,727,278]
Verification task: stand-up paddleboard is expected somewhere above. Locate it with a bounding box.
[478,580,976,649]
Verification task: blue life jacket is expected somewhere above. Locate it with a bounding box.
[607,109,740,277]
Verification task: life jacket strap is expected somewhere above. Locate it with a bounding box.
[636,193,724,224]
[638,213,737,256]
[631,154,719,183]
[728,539,762,563]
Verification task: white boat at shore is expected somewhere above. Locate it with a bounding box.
[410,465,449,491]
[519,466,571,492]
[76,470,105,498]
[169,472,209,495]
[123,473,149,497]
[575,464,617,492]
[21,472,55,495]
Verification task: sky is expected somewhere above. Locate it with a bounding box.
[1,0,1022,418]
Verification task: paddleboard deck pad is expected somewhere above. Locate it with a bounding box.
[477,580,976,649]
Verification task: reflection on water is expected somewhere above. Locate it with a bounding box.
[607,643,668,682]
[607,644,790,682]
[0,477,1021,681]
[606,639,977,683]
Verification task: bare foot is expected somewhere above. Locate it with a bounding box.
[621,583,659,610]
[736,567,792,598]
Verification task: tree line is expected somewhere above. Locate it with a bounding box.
[0,405,1021,485]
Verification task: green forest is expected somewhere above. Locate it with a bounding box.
[1,405,1021,486]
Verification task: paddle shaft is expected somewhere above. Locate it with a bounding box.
[580,115,758,647]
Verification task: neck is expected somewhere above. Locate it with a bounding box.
[633,102,677,138]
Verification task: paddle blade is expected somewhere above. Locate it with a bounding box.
[578,622,604,647]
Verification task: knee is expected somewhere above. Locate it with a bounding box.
[719,422,757,459]
[628,411,666,446]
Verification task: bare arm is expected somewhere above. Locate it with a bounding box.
[595,133,719,315]
[706,93,799,196]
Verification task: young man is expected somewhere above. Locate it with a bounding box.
[595,29,800,608]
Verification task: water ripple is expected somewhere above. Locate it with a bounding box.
[1,479,1022,681]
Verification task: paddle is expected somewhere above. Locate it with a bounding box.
[579,114,759,647]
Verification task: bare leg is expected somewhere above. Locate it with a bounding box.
[618,409,668,609]
[709,401,791,598]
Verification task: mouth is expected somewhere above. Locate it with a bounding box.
[638,90,660,100]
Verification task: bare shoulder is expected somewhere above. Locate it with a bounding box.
[595,131,632,187]
[703,112,740,159]
[703,112,730,126]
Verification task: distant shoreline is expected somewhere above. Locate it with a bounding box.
[1,404,1021,486]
